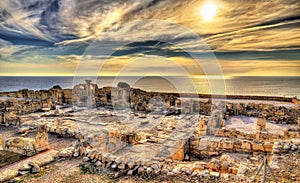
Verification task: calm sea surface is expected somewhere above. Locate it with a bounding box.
[0,76,299,98]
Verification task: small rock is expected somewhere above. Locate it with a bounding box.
[113,172,121,178]
[172,168,180,174]
[184,167,192,175]
[111,163,117,169]
[161,168,168,174]
[138,167,144,174]
[167,172,174,176]
[73,152,79,157]
[291,144,298,151]
[18,170,30,175]
[184,154,189,160]
[127,161,135,169]
[140,120,149,125]
[221,173,231,180]
[191,171,198,177]
[273,148,280,153]
[95,161,102,167]
[118,164,125,170]
[105,162,112,169]
[18,127,30,134]
[83,156,90,162]
[151,164,159,170]
[203,170,210,177]
[283,144,290,151]
[127,170,133,176]
[154,169,161,174]
[19,164,31,171]
[146,167,153,174]
[115,156,122,165]
[237,165,249,175]
[210,171,220,177]
[31,165,40,173]
[28,162,40,173]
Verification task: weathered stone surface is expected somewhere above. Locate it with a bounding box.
[18,164,32,171]
[256,117,266,131]
[208,158,221,172]
[0,170,18,182]
[237,165,249,175]
[4,137,37,156]
[35,125,49,152]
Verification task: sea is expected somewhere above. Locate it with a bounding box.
[0,76,299,98]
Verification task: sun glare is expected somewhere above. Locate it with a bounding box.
[200,2,217,21]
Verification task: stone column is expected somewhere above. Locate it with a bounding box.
[256,116,266,131]
[198,119,208,135]
[35,125,49,152]
[85,80,92,109]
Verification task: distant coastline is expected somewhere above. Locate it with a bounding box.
[0,76,299,98]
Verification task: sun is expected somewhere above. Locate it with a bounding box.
[200,2,217,21]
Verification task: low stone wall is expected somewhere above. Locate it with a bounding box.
[272,138,300,154]
[1,84,299,125]
[189,136,300,158]
[3,125,49,156]
[0,97,55,126]
[215,128,300,141]
[4,137,37,156]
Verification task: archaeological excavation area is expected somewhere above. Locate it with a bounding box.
[0,81,300,182]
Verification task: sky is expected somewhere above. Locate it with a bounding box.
[0,0,299,76]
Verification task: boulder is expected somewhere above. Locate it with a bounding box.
[0,170,18,182]
[18,164,32,171]
[208,158,221,172]
[4,137,37,156]
[237,165,249,175]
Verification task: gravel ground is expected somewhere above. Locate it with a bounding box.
[225,115,292,134]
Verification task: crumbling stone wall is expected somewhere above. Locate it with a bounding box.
[1,84,299,125]
[0,98,55,126]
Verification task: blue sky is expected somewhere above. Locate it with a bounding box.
[0,0,299,76]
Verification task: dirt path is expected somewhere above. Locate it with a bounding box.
[24,158,82,183]
[0,149,57,173]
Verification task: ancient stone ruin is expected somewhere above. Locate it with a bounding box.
[4,125,48,156]
[0,82,299,182]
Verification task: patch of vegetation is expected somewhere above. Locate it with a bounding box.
[79,163,91,174]
[23,170,46,181]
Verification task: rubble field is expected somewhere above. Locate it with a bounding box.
[0,82,299,182]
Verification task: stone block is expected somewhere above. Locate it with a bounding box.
[35,125,49,152]
[4,137,37,156]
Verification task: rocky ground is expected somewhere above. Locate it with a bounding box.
[9,152,299,183]
[1,105,299,182]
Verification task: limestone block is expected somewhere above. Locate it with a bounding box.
[208,158,221,172]
[170,147,185,161]
[35,125,49,152]
[252,141,264,152]
[223,140,234,150]
[0,170,19,182]
[256,117,266,131]
[241,140,252,152]
[198,119,208,135]
[263,142,273,153]
[4,137,37,156]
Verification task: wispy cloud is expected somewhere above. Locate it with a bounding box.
[0,0,299,76]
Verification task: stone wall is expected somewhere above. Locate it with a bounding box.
[4,126,49,156]
[1,84,299,125]
[0,98,55,126]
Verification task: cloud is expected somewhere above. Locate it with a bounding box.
[0,0,299,76]
[220,60,300,76]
